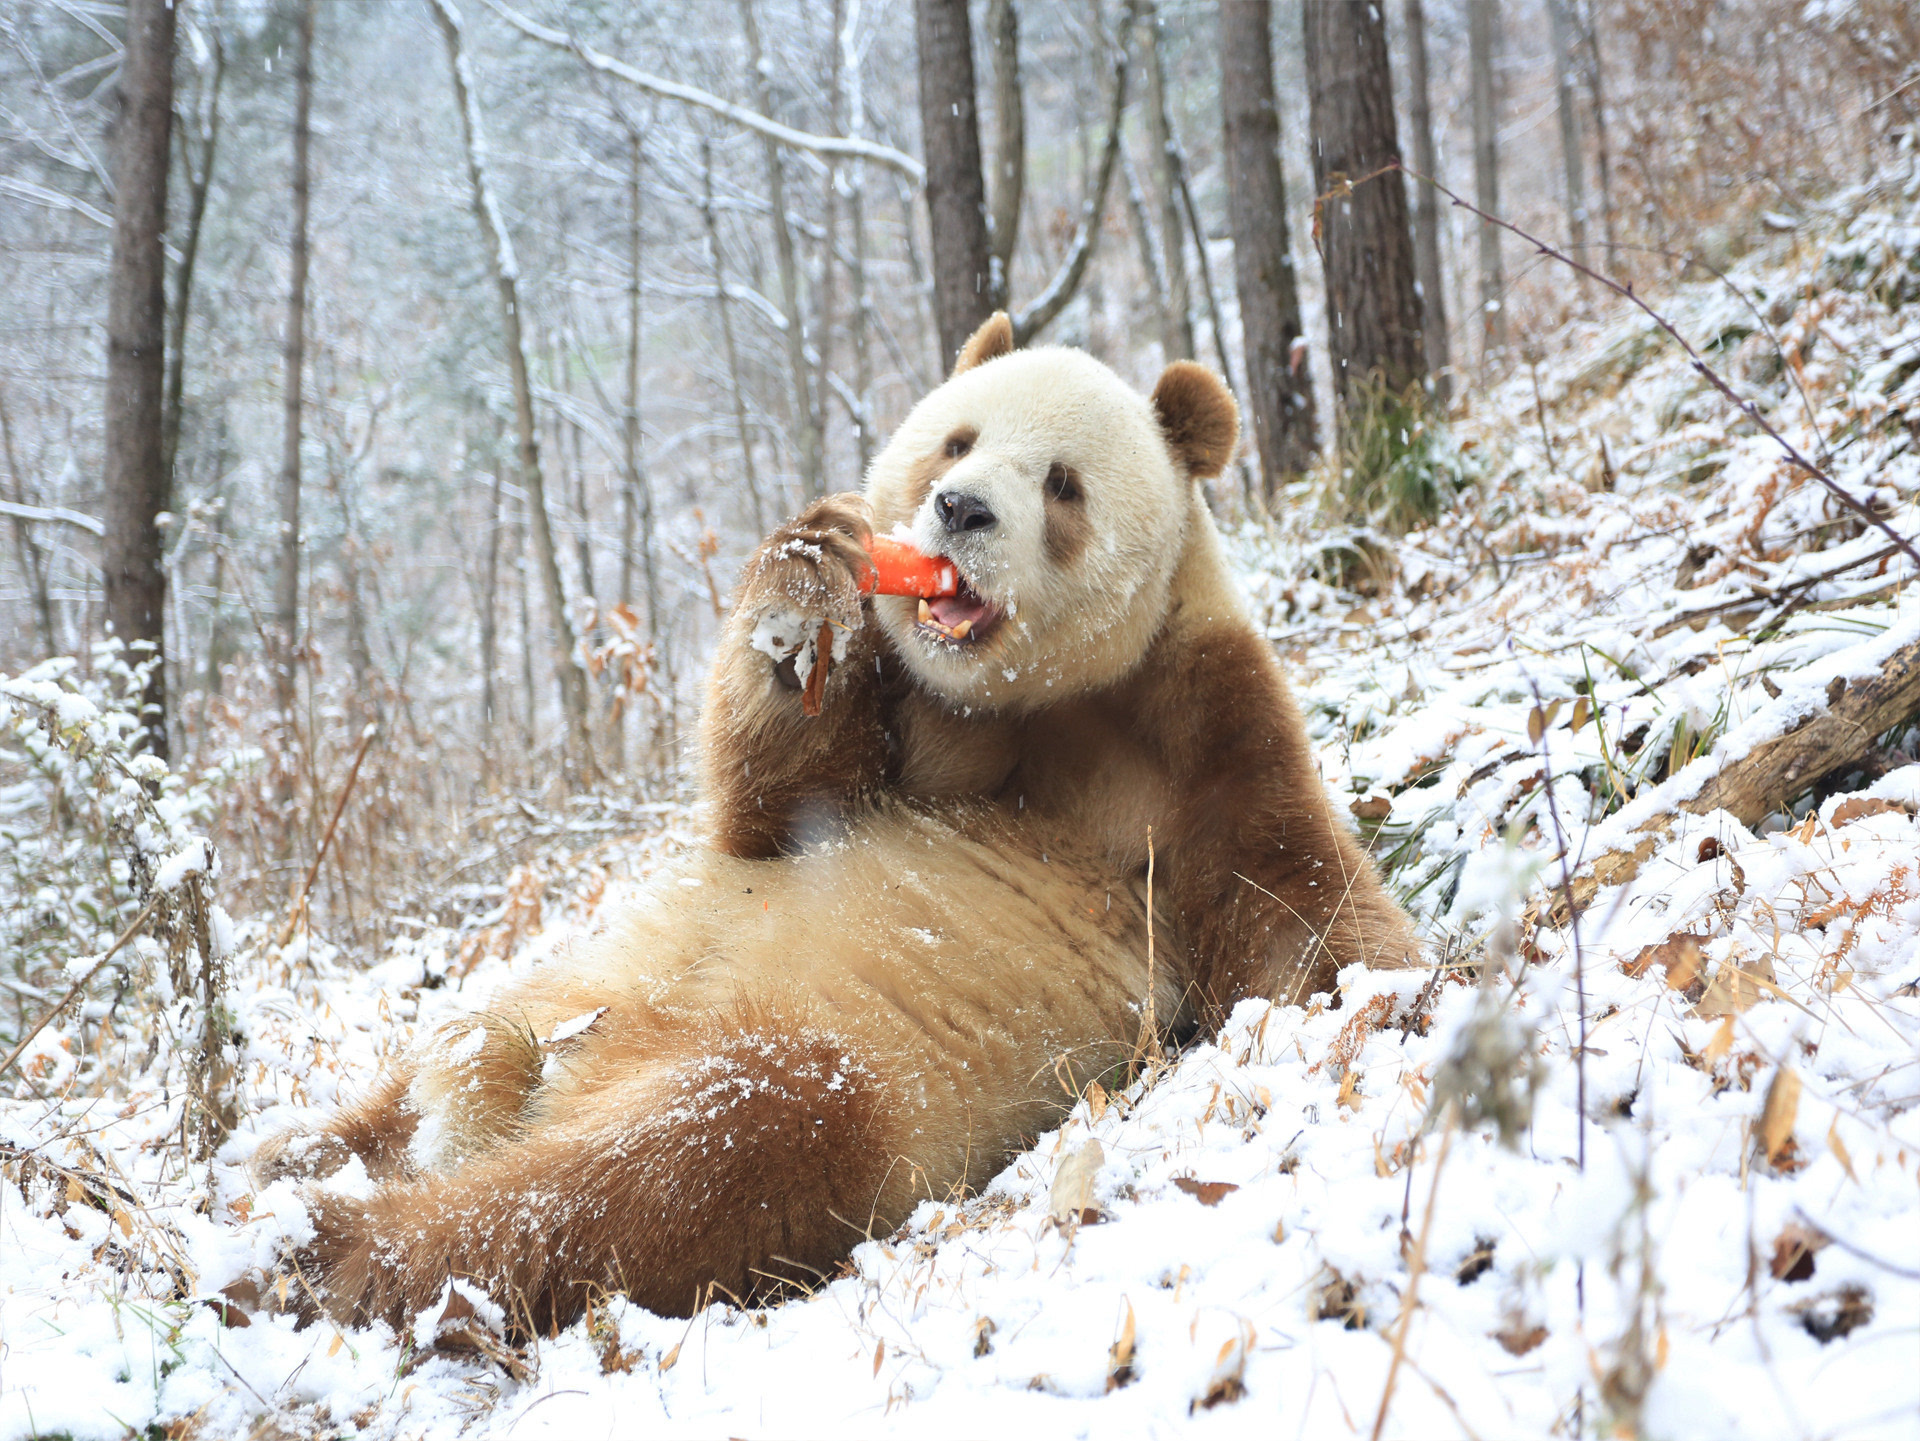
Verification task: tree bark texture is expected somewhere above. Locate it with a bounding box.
[162,25,224,491]
[702,135,767,535]
[1303,0,1425,410]
[1468,0,1506,362]
[1222,0,1318,492]
[1546,0,1591,303]
[275,0,314,735]
[1578,0,1618,263]
[1141,0,1191,361]
[102,0,177,760]
[1401,0,1451,404]
[985,0,1024,310]
[741,0,824,499]
[915,0,995,369]
[430,0,592,781]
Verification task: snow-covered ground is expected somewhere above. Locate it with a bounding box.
[7,175,1920,1439]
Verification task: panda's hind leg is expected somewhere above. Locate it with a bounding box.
[288,1010,915,1335]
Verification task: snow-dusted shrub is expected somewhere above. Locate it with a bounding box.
[1,645,238,1156]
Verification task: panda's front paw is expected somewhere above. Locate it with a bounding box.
[740,494,873,694]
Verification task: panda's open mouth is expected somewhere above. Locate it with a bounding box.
[916,575,1001,645]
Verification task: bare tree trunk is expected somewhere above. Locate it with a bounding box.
[842,16,875,474]
[915,0,995,368]
[430,0,592,783]
[702,135,768,534]
[0,393,56,657]
[623,132,658,645]
[480,459,503,775]
[985,0,1024,310]
[1578,0,1618,266]
[102,0,177,760]
[1547,0,1591,307]
[1224,0,1318,492]
[1401,0,1452,404]
[1468,0,1506,367]
[740,0,824,500]
[1304,0,1426,413]
[274,0,314,775]
[162,22,224,492]
[1141,0,1192,360]
[517,505,535,766]
[1122,148,1170,326]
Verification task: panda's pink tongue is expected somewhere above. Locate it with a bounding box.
[928,586,994,631]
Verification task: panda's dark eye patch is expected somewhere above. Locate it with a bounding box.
[1044,462,1081,502]
[943,429,975,459]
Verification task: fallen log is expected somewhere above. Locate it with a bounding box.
[1537,625,1920,925]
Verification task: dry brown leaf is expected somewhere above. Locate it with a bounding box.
[1759,1066,1802,1166]
[1349,795,1393,822]
[1830,796,1907,826]
[1085,1081,1109,1122]
[1172,1177,1241,1207]
[1702,1015,1737,1065]
[1335,1069,1361,1110]
[1828,1118,1860,1185]
[1769,1222,1826,1282]
[1571,696,1592,732]
[1049,1140,1105,1225]
[327,1332,344,1358]
[1106,1299,1137,1392]
[1495,1320,1548,1357]
[872,1338,885,1377]
[1623,933,1708,998]
[1695,956,1778,1018]
[1193,1319,1255,1411]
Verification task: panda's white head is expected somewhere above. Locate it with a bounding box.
[865,313,1239,711]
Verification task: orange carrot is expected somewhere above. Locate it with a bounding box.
[862,536,959,598]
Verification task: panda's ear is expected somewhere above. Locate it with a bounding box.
[952,312,1015,377]
[1151,361,1239,479]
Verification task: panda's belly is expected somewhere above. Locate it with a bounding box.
[575,803,1165,1103]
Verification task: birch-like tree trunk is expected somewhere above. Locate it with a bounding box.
[915,0,995,368]
[1547,0,1591,308]
[1468,0,1507,365]
[1140,0,1191,361]
[162,20,224,492]
[1402,0,1452,404]
[1578,0,1618,266]
[0,395,56,658]
[429,0,592,782]
[1222,0,1317,492]
[985,0,1024,311]
[274,0,314,770]
[102,0,176,760]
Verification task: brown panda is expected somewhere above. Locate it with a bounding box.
[249,314,1415,1337]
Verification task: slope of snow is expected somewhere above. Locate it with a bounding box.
[7,178,1920,1439]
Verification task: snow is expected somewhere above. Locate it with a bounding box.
[7,177,1920,1440]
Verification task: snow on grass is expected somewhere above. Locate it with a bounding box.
[7,181,1920,1438]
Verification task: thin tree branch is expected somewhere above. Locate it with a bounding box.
[478,0,924,183]
[1392,161,1920,573]
[1011,0,1141,345]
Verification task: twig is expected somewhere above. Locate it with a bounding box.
[1389,161,1920,574]
[1133,825,1158,1071]
[1370,1103,1455,1441]
[277,722,379,948]
[0,892,163,1083]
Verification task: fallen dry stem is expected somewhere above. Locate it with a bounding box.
[1370,1105,1455,1441]
[0,891,164,1083]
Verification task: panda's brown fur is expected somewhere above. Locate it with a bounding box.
[252,317,1415,1337]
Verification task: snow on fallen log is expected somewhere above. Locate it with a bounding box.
[1543,603,1920,921]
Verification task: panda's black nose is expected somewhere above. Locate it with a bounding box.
[936,490,997,533]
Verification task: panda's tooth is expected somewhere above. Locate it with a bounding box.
[950,619,973,639]
[918,599,933,624]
